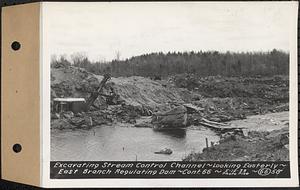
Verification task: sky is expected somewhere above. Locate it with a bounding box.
[43,2,296,61]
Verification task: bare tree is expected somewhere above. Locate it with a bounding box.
[71,52,88,66]
[114,50,121,61]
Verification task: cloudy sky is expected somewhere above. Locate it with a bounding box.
[43,2,296,61]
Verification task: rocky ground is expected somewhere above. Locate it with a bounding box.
[183,125,289,161]
[171,74,289,121]
[51,64,290,161]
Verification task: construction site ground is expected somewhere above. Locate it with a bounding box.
[51,65,290,161]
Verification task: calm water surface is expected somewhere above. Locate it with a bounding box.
[51,126,219,161]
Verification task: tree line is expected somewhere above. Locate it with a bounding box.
[51,49,289,78]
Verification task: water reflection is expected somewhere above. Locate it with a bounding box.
[51,126,219,161]
[154,128,187,138]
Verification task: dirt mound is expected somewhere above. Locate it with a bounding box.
[51,66,100,99]
[107,77,184,111]
[51,65,186,112]
[172,74,289,102]
[189,97,288,122]
[169,74,289,122]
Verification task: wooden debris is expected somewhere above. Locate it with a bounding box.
[183,103,204,113]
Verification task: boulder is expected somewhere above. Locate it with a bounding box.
[154,148,173,155]
[151,105,188,129]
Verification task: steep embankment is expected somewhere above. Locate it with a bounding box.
[51,65,190,112]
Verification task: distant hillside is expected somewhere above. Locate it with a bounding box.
[51,49,289,78]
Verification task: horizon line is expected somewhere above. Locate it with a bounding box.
[51,48,290,63]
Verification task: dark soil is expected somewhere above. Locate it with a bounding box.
[170,74,289,122]
[172,74,288,101]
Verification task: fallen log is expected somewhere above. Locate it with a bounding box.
[183,103,204,113]
[201,118,229,126]
[199,118,241,131]
[199,121,223,130]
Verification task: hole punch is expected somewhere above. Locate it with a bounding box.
[11,41,21,51]
[13,143,22,153]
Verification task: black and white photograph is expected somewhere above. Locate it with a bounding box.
[1,1,298,188]
[47,2,295,164]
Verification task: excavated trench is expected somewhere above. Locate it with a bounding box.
[51,65,289,161]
